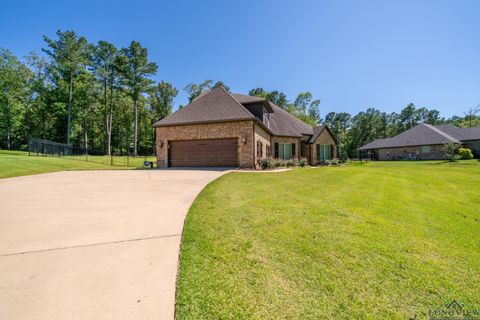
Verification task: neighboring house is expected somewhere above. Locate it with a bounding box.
[359,123,480,160]
[153,87,337,168]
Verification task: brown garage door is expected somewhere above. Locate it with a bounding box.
[169,138,238,167]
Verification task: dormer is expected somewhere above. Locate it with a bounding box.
[241,101,272,128]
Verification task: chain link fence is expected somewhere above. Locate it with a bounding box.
[21,138,156,168]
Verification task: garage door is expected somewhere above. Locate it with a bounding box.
[169,138,238,167]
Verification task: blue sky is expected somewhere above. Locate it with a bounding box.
[1,0,479,117]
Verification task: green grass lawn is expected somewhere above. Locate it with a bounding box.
[0,150,155,179]
[176,160,480,319]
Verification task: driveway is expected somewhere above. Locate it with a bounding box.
[0,169,229,320]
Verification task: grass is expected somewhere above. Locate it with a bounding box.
[176,160,480,319]
[0,150,155,179]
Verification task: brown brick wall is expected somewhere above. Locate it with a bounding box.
[155,121,255,168]
[254,124,272,167]
[378,144,446,160]
[311,129,337,164]
[272,136,301,159]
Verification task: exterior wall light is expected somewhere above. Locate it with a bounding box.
[241,134,247,144]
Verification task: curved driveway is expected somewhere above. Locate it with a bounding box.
[0,169,229,320]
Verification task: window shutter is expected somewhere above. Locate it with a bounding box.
[274,142,279,158]
[330,145,334,159]
[292,143,296,157]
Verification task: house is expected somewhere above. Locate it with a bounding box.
[153,87,337,168]
[358,123,480,160]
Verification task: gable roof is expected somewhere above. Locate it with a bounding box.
[359,123,461,150]
[308,124,338,144]
[153,88,318,138]
[153,87,255,127]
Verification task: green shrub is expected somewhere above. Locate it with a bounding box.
[258,158,275,170]
[285,159,295,167]
[443,143,461,161]
[299,157,308,167]
[458,148,473,160]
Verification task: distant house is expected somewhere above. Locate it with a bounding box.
[153,87,337,168]
[359,123,480,160]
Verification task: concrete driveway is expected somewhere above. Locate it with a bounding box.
[0,169,229,320]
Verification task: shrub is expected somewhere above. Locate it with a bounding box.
[258,158,275,170]
[458,148,473,160]
[285,159,295,167]
[299,157,308,167]
[443,143,461,161]
[274,158,286,167]
[331,158,340,166]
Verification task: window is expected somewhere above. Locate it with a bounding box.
[278,143,292,160]
[263,112,270,128]
[421,145,431,154]
[317,144,331,161]
[257,141,263,158]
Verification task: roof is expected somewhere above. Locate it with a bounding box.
[231,93,274,112]
[308,124,338,144]
[359,123,464,150]
[230,93,266,104]
[153,87,255,127]
[268,103,313,137]
[434,124,480,141]
[153,88,318,138]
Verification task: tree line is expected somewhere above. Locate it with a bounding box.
[0,30,175,156]
[1,30,479,158]
[245,89,479,159]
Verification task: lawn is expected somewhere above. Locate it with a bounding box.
[176,160,480,319]
[0,150,155,179]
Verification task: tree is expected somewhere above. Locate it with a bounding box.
[116,41,157,157]
[417,107,442,125]
[288,92,321,126]
[92,41,117,155]
[266,90,288,109]
[325,112,352,160]
[43,30,90,145]
[248,88,288,109]
[184,80,212,102]
[26,52,51,140]
[149,81,178,121]
[211,81,230,92]
[398,103,420,131]
[464,105,480,128]
[0,49,32,149]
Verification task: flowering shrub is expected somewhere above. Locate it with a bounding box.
[257,157,309,170]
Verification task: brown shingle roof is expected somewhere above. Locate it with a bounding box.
[434,124,480,141]
[153,87,255,127]
[153,89,317,138]
[230,93,266,104]
[358,123,461,150]
[308,124,338,144]
[268,103,313,137]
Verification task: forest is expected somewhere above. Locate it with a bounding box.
[1,30,479,158]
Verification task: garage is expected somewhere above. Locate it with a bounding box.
[169,138,239,167]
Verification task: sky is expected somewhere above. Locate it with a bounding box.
[1,0,479,117]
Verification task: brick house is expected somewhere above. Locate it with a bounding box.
[153,87,337,168]
[359,123,480,160]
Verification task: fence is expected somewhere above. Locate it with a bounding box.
[23,138,156,168]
